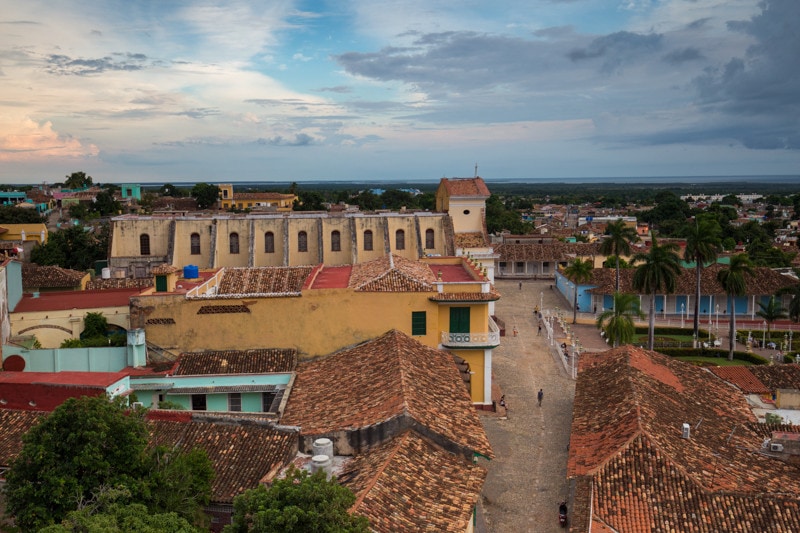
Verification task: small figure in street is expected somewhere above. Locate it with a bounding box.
[513,326,518,337]
[538,324,542,336]
[537,388,544,407]
[519,281,522,290]
[499,395,506,409]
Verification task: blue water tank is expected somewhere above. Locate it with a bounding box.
[183,265,199,279]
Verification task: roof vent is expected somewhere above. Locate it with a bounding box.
[682,423,690,439]
[311,455,332,479]
[771,443,784,452]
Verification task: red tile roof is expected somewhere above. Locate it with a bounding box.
[749,365,800,390]
[148,415,298,504]
[13,288,144,312]
[0,371,127,387]
[0,409,44,466]
[569,345,800,531]
[216,266,313,295]
[708,366,771,394]
[348,254,437,292]
[440,177,490,197]
[22,263,86,289]
[175,349,297,375]
[281,330,492,458]
[496,242,599,262]
[340,430,487,533]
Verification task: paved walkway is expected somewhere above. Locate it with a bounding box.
[478,280,575,533]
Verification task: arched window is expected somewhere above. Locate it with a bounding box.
[425,228,435,249]
[364,230,373,251]
[265,232,275,253]
[190,233,201,255]
[331,230,341,252]
[298,231,308,252]
[395,229,405,250]
[229,232,240,254]
[139,234,150,256]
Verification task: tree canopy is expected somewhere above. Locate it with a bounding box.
[4,396,213,532]
[64,171,93,190]
[0,205,45,224]
[191,183,220,209]
[30,224,107,271]
[224,467,369,533]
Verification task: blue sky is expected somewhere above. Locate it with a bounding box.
[1,0,798,184]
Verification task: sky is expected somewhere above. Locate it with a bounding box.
[1,0,799,185]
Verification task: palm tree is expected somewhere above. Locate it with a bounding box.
[778,270,800,323]
[596,292,644,347]
[683,217,722,340]
[632,236,682,350]
[717,254,755,361]
[756,296,787,337]
[599,219,639,294]
[563,258,593,324]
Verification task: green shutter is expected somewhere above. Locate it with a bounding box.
[449,307,470,333]
[411,311,427,335]
[155,275,167,292]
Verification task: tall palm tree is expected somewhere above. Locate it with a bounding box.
[683,217,722,340]
[599,219,639,294]
[596,292,644,347]
[717,254,755,361]
[756,295,787,337]
[632,236,682,350]
[563,258,593,324]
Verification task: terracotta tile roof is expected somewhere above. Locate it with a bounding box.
[429,291,501,302]
[749,365,800,390]
[281,330,492,458]
[569,346,800,532]
[148,416,298,504]
[340,430,487,533]
[22,263,86,289]
[175,349,297,375]
[151,264,180,275]
[708,366,771,394]
[348,254,437,292]
[86,277,154,290]
[454,231,489,248]
[0,409,44,466]
[216,266,313,295]
[586,265,798,295]
[495,242,598,262]
[441,177,490,197]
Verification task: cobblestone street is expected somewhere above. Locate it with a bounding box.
[478,280,577,533]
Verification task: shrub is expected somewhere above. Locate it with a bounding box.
[656,347,769,364]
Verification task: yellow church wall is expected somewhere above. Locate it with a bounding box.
[384,216,422,260]
[451,349,486,404]
[417,217,448,256]
[447,199,485,234]
[320,217,354,266]
[354,217,388,263]
[288,218,321,266]
[12,306,130,348]
[252,218,287,267]
[171,219,214,269]
[110,219,170,258]
[215,218,250,267]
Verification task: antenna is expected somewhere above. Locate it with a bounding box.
[474,163,478,177]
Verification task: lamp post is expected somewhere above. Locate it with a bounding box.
[715,304,719,333]
[762,321,767,348]
[681,303,685,329]
[784,332,789,354]
[540,291,544,314]
[708,317,713,345]
[789,329,794,354]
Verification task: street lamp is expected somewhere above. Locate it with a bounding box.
[681,303,685,329]
[540,291,544,314]
[715,304,719,333]
[708,317,713,345]
[762,321,767,348]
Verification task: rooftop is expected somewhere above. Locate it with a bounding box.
[21,263,86,289]
[13,287,145,313]
[174,349,297,375]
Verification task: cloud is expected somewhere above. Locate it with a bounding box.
[567,31,663,72]
[692,0,800,149]
[254,133,315,146]
[0,117,99,160]
[662,47,704,65]
[46,52,154,76]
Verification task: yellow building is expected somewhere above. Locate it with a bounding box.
[218,183,297,211]
[132,254,500,407]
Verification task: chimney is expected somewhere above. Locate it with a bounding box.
[682,423,691,439]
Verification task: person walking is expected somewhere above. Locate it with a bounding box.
[537,388,544,407]
[537,324,542,336]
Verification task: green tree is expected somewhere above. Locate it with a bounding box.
[159,184,183,197]
[563,258,593,324]
[0,205,45,224]
[632,236,682,350]
[756,296,787,337]
[82,312,109,338]
[4,397,150,531]
[191,183,220,210]
[145,446,214,525]
[353,190,380,211]
[294,191,326,211]
[64,171,93,190]
[717,254,755,361]
[225,467,369,533]
[93,190,122,216]
[596,292,644,347]
[683,217,722,342]
[30,224,106,271]
[598,219,638,293]
[39,486,203,533]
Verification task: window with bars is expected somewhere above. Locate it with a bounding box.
[298,231,308,252]
[190,233,201,255]
[411,311,427,335]
[395,229,405,250]
[228,393,241,412]
[425,228,435,249]
[229,232,240,254]
[364,230,373,251]
[191,394,206,411]
[139,234,150,255]
[265,232,275,253]
[331,230,341,251]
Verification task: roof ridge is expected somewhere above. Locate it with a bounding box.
[349,431,409,512]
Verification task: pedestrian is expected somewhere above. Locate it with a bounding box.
[513,326,518,337]
[537,324,542,336]
[537,388,543,407]
[519,281,522,290]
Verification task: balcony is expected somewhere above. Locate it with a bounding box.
[440,317,501,349]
